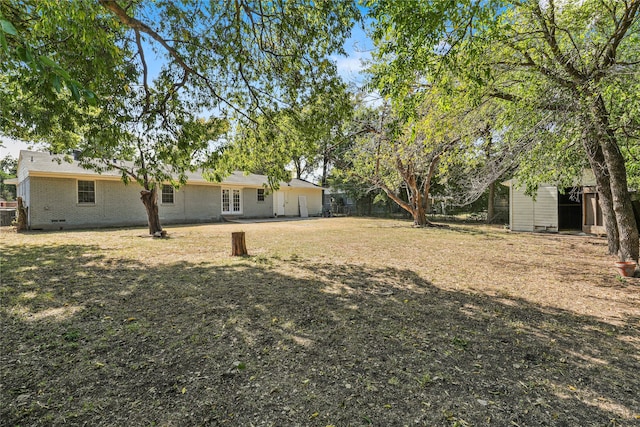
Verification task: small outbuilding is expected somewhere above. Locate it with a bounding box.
[503,171,605,235]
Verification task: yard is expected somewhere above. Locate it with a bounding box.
[1,217,639,426]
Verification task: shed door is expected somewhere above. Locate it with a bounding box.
[558,188,582,230]
[274,191,285,216]
[298,196,308,218]
[584,193,602,227]
[533,186,558,231]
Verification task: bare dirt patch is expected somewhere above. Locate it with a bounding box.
[1,218,639,426]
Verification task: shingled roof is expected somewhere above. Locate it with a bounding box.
[18,150,319,189]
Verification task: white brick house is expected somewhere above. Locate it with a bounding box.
[15,151,322,230]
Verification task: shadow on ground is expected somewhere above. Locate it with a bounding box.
[1,243,638,426]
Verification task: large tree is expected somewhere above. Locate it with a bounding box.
[1,1,360,234]
[343,89,466,227]
[212,79,355,190]
[72,87,228,235]
[367,0,640,261]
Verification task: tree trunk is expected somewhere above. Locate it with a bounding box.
[231,231,248,256]
[487,181,495,224]
[583,135,619,255]
[321,152,329,189]
[16,196,27,231]
[592,96,638,261]
[378,183,433,227]
[600,142,638,261]
[485,130,495,224]
[412,203,428,226]
[140,187,163,235]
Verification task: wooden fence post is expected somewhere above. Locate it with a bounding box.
[231,231,247,256]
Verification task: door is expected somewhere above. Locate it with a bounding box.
[298,196,308,218]
[557,187,582,230]
[222,188,242,214]
[274,191,285,216]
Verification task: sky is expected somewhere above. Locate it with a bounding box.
[0,13,374,160]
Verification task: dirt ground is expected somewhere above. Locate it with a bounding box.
[1,217,639,426]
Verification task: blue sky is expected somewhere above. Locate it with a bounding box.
[1,15,374,160]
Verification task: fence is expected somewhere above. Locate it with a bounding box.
[0,209,16,226]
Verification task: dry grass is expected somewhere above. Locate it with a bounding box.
[1,217,639,426]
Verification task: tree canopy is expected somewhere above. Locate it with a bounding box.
[0,1,361,233]
[366,0,640,260]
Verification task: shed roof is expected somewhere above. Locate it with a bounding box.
[18,150,319,189]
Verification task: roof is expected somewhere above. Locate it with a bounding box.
[502,170,597,189]
[18,150,319,189]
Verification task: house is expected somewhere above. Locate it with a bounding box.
[14,150,322,230]
[503,170,605,234]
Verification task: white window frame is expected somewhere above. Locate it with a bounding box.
[257,188,265,203]
[77,180,96,204]
[222,187,242,214]
[161,184,174,204]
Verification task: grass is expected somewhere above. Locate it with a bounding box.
[1,217,639,426]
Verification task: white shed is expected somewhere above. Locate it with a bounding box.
[507,183,559,232]
[504,171,605,234]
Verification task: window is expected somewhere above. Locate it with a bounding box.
[77,180,95,204]
[222,188,242,214]
[222,189,230,212]
[161,185,174,204]
[257,188,265,202]
[233,189,240,212]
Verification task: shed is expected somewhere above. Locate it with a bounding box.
[504,171,605,234]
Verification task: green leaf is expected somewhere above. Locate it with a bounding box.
[54,67,71,80]
[38,55,58,68]
[16,46,28,62]
[83,89,98,106]
[51,75,62,92]
[0,19,18,36]
[68,81,81,101]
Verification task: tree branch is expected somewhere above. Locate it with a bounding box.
[97,0,253,121]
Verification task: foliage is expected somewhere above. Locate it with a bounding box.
[366,0,640,259]
[365,0,640,184]
[0,3,100,103]
[1,0,361,170]
[0,153,17,200]
[0,1,126,140]
[339,86,471,225]
[1,1,360,232]
[94,0,360,120]
[209,111,295,188]
[212,79,355,188]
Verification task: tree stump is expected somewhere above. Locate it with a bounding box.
[231,231,247,256]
